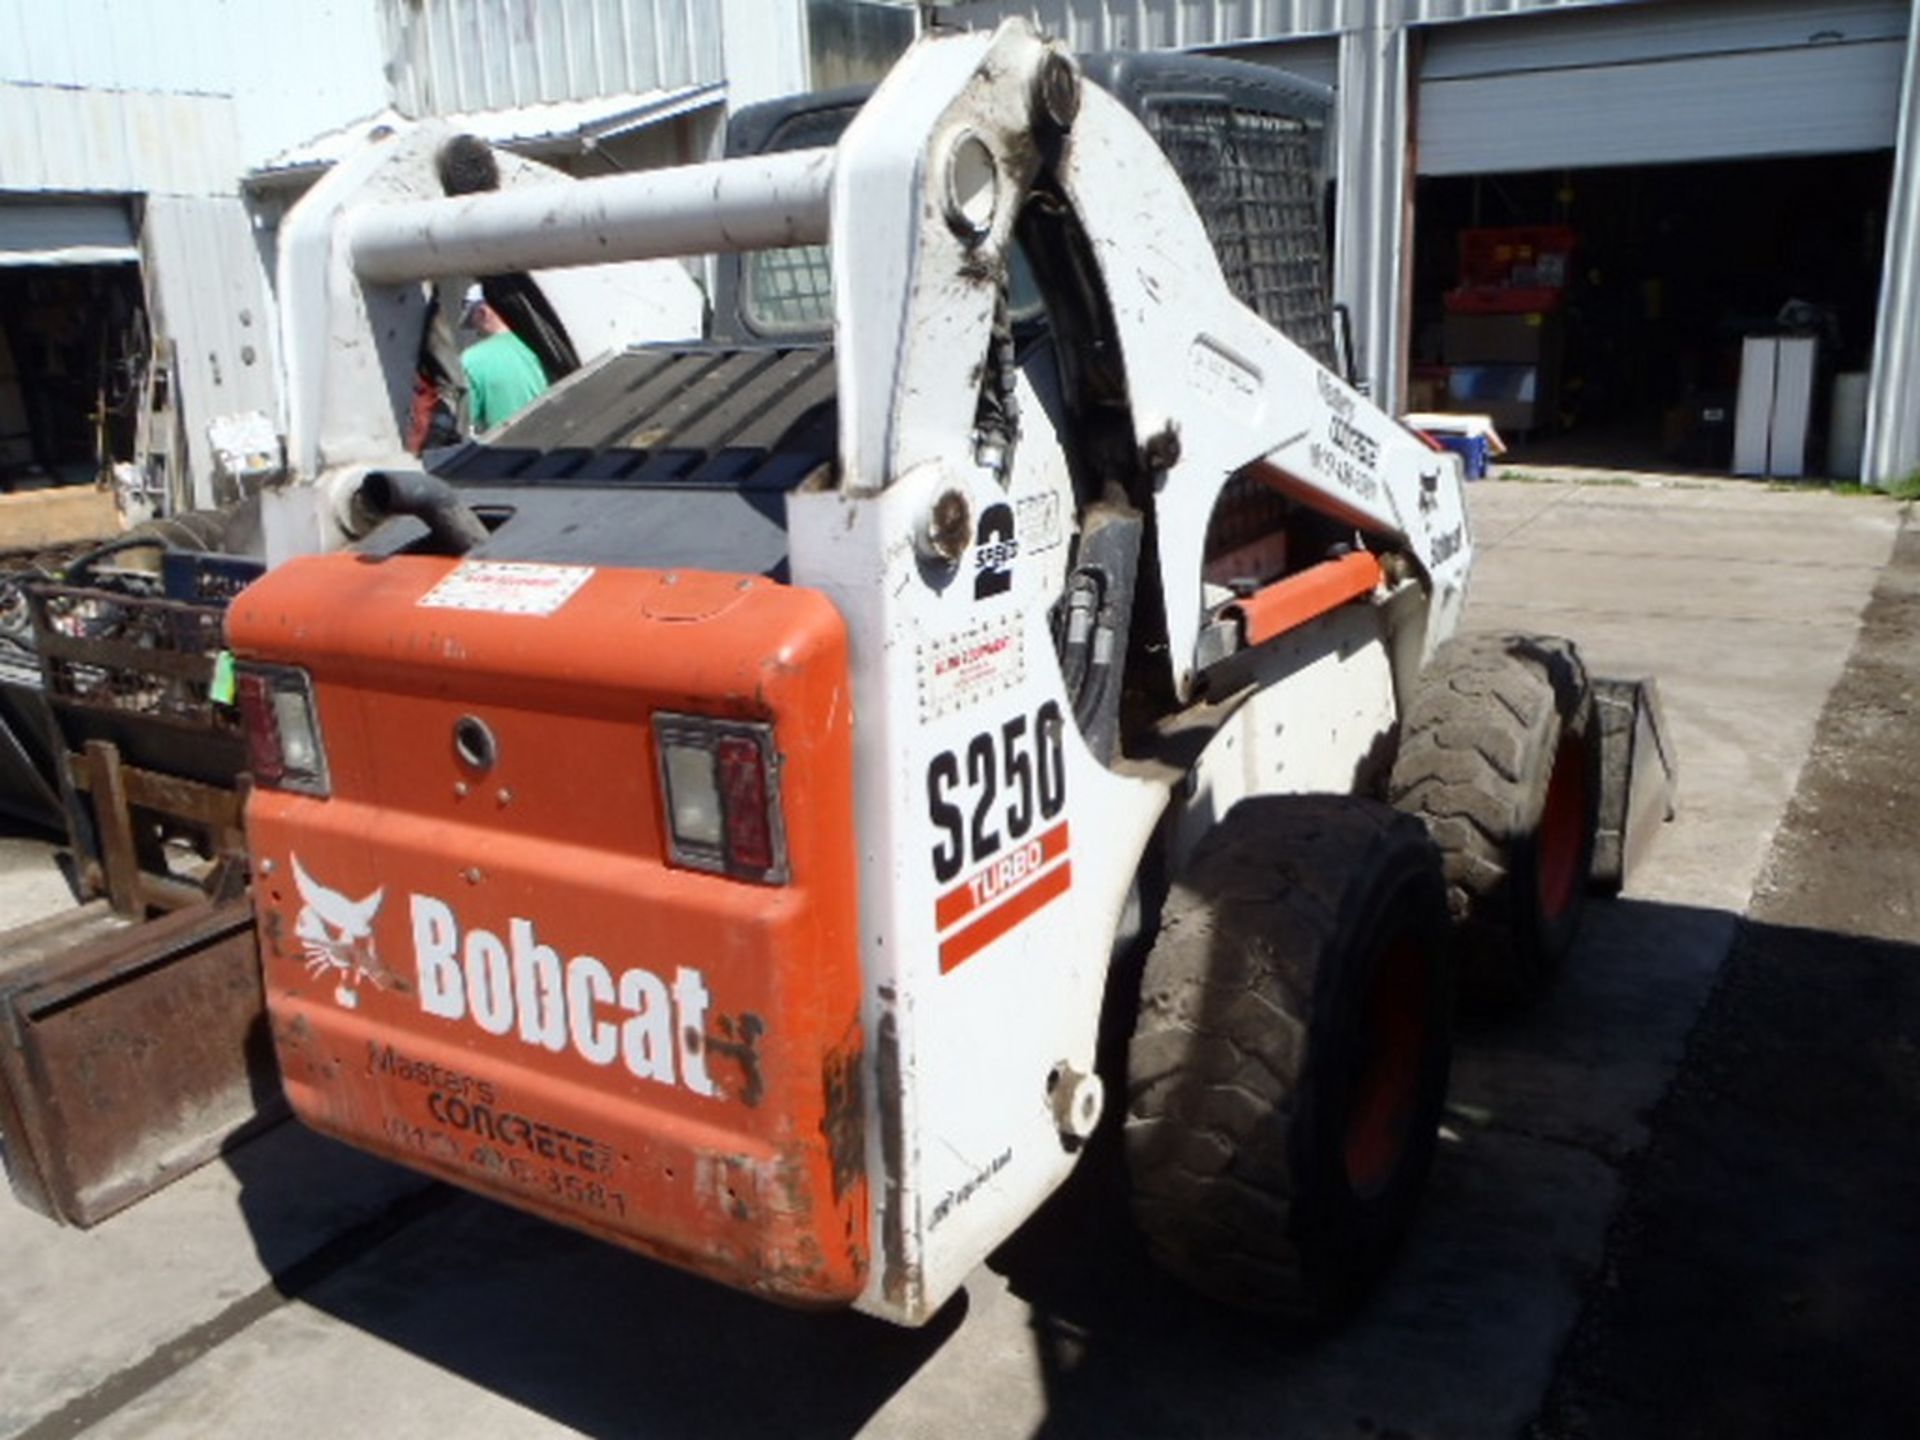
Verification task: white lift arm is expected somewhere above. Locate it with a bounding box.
[280,17,1469,684]
[347,148,835,283]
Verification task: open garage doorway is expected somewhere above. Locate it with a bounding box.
[1410,152,1894,476]
[0,262,148,493]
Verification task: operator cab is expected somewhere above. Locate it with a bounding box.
[395,53,1341,595]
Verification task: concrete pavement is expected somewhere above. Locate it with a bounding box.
[0,477,1902,1439]
[0,832,72,926]
[1536,514,1920,1438]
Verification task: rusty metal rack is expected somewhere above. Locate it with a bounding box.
[1,557,272,1227]
[27,576,250,916]
[33,581,232,733]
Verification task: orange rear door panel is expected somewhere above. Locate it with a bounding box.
[230,556,866,1304]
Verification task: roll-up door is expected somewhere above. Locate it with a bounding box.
[0,200,137,267]
[1418,0,1909,176]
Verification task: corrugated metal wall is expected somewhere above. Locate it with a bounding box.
[0,86,244,197]
[232,3,390,170]
[142,196,283,509]
[1866,15,1920,487]
[1204,35,1339,88]
[382,0,728,115]
[0,0,234,95]
[1418,0,1909,173]
[0,0,387,183]
[1332,19,1412,413]
[718,0,811,113]
[1420,0,1907,71]
[943,0,1631,48]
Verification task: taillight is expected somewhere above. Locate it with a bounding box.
[235,662,330,796]
[653,715,788,884]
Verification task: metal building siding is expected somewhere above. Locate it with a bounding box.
[230,2,390,171]
[1333,19,1413,411]
[1419,0,1910,75]
[1418,40,1907,173]
[946,0,1344,47]
[0,0,388,184]
[944,0,1632,46]
[1202,35,1340,89]
[1417,0,1910,174]
[719,0,812,110]
[0,83,247,196]
[141,196,283,509]
[0,0,384,114]
[0,0,233,94]
[383,0,729,116]
[1865,13,1920,487]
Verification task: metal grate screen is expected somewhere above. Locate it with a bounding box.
[1144,100,1335,369]
[1144,97,1337,566]
[745,244,837,333]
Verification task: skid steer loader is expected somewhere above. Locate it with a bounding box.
[202,19,1652,1327]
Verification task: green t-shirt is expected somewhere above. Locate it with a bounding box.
[461,331,548,432]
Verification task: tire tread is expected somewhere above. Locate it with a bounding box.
[1389,631,1595,1006]
[1125,796,1447,1322]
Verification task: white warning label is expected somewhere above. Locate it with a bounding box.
[418,561,594,617]
[918,614,1026,722]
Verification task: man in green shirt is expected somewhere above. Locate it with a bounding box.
[460,286,549,432]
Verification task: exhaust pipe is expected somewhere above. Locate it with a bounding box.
[358,469,489,556]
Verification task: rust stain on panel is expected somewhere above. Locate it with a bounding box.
[820,1026,866,1204]
[703,1011,765,1108]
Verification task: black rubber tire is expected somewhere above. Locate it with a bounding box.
[1125,796,1454,1324]
[65,507,235,582]
[145,508,232,552]
[1388,632,1600,1010]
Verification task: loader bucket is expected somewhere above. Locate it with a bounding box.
[1589,676,1677,893]
[0,899,280,1226]
[0,547,275,1226]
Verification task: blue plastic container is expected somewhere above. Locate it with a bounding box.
[1435,432,1489,480]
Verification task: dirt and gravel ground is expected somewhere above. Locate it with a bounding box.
[1,476,1913,1439]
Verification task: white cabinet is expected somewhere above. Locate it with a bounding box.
[1733,335,1817,478]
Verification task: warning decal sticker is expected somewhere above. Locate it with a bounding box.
[917,613,1025,722]
[419,561,594,617]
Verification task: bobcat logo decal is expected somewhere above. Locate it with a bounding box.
[291,855,391,1010]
